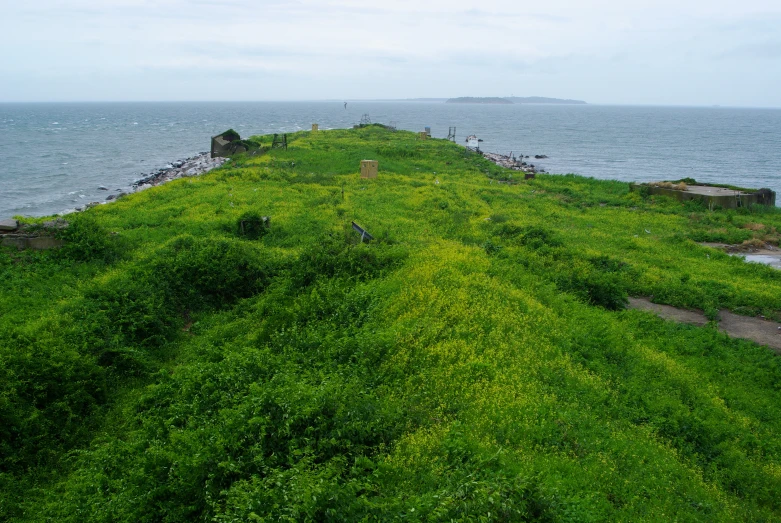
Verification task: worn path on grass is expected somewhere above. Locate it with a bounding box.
[628,297,781,353]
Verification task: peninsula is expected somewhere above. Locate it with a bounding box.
[3,125,781,522]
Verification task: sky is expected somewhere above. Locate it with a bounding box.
[2,0,781,107]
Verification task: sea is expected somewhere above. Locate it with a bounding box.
[1,102,780,218]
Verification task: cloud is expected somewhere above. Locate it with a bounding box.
[2,0,781,105]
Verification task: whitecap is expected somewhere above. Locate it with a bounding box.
[133,122,138,125]
[52,122,59,125]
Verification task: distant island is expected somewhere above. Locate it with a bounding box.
[446,97,514,105]
[446,96,587,105]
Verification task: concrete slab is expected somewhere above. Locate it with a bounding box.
[685,185,747,197]
[631,184,775,208]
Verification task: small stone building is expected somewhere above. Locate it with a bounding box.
[211,130,247,158]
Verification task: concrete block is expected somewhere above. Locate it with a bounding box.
[360,160,378,179]
[27,237,65,250]
[1,236,64,250]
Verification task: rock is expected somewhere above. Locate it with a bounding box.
[98,186,109,190]
[106,194,116,201]
[173,161,184,168]
[42,218,69,229]
[0,218,19,232]
[534,155,548,159]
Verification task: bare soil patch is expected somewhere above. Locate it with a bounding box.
[718,310,781,352]
[628,297,781,353]
[627,297,708,326]
[700,241,780,255]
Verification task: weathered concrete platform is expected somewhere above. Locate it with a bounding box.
[630,183,776,209]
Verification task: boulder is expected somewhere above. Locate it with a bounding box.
[0,218,19,232]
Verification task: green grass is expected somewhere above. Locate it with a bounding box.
[2,125,781,521]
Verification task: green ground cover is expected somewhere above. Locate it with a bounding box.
[2,126,781,521]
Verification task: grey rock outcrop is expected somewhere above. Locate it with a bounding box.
[0,219,19,232]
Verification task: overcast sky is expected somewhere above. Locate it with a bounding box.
[2,0,781,106]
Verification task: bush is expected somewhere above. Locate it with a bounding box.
[236,211,270,240]
[149,235,280,308]
[58,214,123,263]
[290,237,407,290]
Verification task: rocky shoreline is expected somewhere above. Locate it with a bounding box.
[1,152,230,249]
[481,151,547,177]
[70,152,229,213]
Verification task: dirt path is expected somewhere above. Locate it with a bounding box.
[627,297,781,353]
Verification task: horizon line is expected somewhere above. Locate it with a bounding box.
[1,100,779,110]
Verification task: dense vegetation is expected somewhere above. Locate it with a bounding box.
[2,126,781,521]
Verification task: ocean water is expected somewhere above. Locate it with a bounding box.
[1,102,779,217]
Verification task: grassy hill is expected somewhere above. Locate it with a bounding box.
[2,126,781,521]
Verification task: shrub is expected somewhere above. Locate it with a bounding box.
[236,211,270,240]
[58,214,123,263]
[148,235,281,309]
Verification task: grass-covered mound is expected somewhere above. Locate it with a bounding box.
[3,126,781,521]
